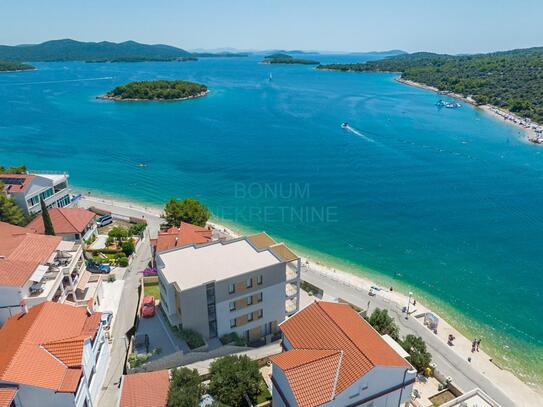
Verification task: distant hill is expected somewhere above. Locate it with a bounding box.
[318,47,543,123]
[0,39,192,61]
[348,49,407,58]
[262,53,320,65]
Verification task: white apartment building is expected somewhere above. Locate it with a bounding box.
[0,222,103,325]
[0,172,71,216]
[156,232,300,344]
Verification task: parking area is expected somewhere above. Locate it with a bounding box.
[135,309,189,361]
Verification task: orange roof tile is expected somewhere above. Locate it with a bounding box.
[0,386,18,407]
[0,174,33,193]
[120,370,170,407]
[153,222,211,253]
[277,302,410,403]
[271,349,342,407]
[28,208,95,235]
[0,222,62,287]
[0,302,102,393]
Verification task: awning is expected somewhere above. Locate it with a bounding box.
[29,264,49,282]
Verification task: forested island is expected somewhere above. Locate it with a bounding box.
[98,80,208,101]
[0,60,35,72]
[318,47,543,124]
[262,53,319,65]
[86,56,198,63]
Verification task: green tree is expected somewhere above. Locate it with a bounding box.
[164,198,210,227]
[401,334,432,372]
[208,355,261,406]
[167,367,202,407]
[40,198,55,236]
[0,191,26,226]
[367,308,400,341]
[108,226,128,242]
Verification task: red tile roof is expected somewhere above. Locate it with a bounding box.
[0,222,61,287]
[28,208,95,235]
[0,386,18,407]
[276,302,410,405]
[0,302,102,393]
[271,350,342,407]
[120,370,170,407]
[152,222,211,253]
[0,174,33,193]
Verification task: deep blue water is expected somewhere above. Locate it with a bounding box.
[1,55,542,384]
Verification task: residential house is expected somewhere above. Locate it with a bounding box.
[270,301,416,407]
[119,370,170,407]
[440,388,500,407]
[156,232,300,344]
[0,301,111,407]
[0,222,102,325]
[150,221,212,263]
[27,207,96,242]
[0,173,71,216]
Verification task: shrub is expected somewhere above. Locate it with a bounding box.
[128,353,149,368]
[143,267,158,277]
[121,238,135,256]
[220,332,247,346]
[401,334,432,372]
[367,308,400,341]
[118,257,129,267]
[179,328,205,349]
[108,226,129,242]
[167,367,202,407]
[107,274,116,282]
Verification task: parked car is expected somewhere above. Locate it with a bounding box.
[87,261,111,273]
[141,296,156,318]
[96,214,113,227]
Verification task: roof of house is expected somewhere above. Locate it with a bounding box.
[28,207,95,235]
[0,221,62,287]
[272,301,410,407]
[0,386,18,407]
[0,174,34,193]
[151,222,211,253]
[158,235,288,290]
[120,370,170,407]
[0,302,102,393]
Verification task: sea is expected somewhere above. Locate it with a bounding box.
[1,54,542,387]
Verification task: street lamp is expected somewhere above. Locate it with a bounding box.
[405,291,413,319]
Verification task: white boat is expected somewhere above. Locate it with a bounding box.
[341,122,349,129]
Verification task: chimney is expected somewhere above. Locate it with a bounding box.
[19,299,28,315]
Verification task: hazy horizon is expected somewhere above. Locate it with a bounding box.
[1,0,542,55]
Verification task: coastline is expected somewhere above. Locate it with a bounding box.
[0,67,36,73]
[96,89,209,102]
[74,188,543,403]
[395,77,543,143]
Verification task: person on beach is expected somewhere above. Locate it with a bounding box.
[472,339,477,353]
[476,338,481,351]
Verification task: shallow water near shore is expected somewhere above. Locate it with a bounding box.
[1,56,542,388]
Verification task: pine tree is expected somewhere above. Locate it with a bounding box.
[40,198,55,235]
[0,192,27,226]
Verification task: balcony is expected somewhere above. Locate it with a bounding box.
[26,266,64,306]
[63,269,103,307]
[285,282,298,299]
[285,299,298,316]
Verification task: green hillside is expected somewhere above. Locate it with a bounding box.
[318,47,543,123]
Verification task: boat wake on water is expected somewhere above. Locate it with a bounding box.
[341,122,375,143]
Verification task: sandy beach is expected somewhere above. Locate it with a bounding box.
[75,191,543,406]
[396,77,543,143]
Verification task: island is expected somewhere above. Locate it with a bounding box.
[261,53,319,65]
[98,80,208,101]
[86,56,198,63]
[0,60,35,72]
[318,47,543,142]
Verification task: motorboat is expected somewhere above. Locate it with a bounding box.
[341,122,349,129]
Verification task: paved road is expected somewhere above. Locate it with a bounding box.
[302,269,517,407]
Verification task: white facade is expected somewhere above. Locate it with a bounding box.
[1,173,71,216]
[0,243,102,325]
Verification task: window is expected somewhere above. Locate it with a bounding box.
[247,296,253,306]
[246,278,253,289]
[40,188,54,200]
[27,195,40,207]
[257,292,263,303]
[229,301,236,311]
[257,275,263,285]
[230,318,236,328]
[228,283,235,294]
[248,313,253,322]
[257,309,263,319]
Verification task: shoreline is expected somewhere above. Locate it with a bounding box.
[395,77,543,144]
[96,89,209,102]
[74,189,543,403]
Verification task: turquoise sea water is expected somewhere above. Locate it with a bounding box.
[1,56,542,386]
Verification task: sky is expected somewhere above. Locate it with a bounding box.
[1,0,542,54]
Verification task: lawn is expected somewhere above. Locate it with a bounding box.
[256,378,272,404]
[144,282,161,300]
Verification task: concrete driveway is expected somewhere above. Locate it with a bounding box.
[136,310,189,361]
